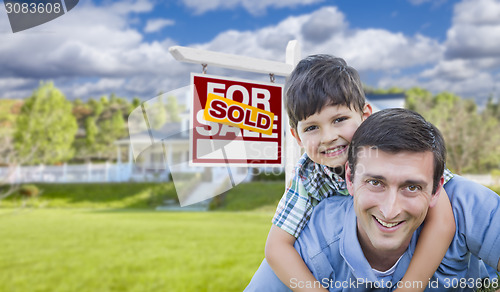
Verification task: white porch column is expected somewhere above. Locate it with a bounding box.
[105,161,110,182]
[117,145,122,164]
[87,162,92,182]
[127,144,133,178]
[63,163,67,183]
[284,41,302,184]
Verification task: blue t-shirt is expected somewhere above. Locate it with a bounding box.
[245,175,500,291]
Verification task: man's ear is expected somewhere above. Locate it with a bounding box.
[290,128,303,148]
[345,161,354,197]
[429,176,445,208]
[362,104,373,121]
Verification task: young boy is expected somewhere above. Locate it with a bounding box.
[265,55,456,291]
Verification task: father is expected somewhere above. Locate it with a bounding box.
[245,108,500,291]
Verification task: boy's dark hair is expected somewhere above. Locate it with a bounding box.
[285,54,366,129]
[348,108,446,194]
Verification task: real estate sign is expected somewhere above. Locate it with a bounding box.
[190,74,283,166]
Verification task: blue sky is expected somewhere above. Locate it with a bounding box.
[0,0,499,105]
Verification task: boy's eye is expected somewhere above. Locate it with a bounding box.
[304,125,318,132]
[334,117,348,123]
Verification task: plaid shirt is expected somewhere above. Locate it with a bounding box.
[272,153,454,238]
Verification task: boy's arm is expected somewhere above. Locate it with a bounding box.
[265,225,328,292]
[396,187,455,291]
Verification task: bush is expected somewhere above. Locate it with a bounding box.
[1,182,178,209]
[252,172,285,182]
[489,185,500,196]
[491,169,500,186]
[19,184,40,197]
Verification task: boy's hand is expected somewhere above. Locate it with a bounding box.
[266,225,329,292]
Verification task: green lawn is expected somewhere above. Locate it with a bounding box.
[0,182,178,209]
[2,181,497,292]
[211,181,284,211]
[0,209,272,292]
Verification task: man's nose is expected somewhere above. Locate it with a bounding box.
[379,189,400,220]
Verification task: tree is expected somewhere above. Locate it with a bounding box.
[0,132,20,200]
[95,109,127,159]
[405,90,500,174]
[87,98,104,117]
[166,95,181,122]
[85,116,98,148]
[14,82,78,165]
[147,94,167,130]
[132,97,141,109]
[405,87,433,112]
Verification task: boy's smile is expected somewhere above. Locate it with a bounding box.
[291,104,371,169]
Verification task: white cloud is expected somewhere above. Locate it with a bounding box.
[73,78,126,98]
[399,0,500,101]
[1,0,499,103]
[144,18,175,33]
[445,0,500,58]
[407,0,448,7]
[0,4,446,99]
[420,59,478,80]
[108,0,154,14]
[181,0,324,15]
[407,0,432,5]
[197,6,443,73]
[0,0,189,99]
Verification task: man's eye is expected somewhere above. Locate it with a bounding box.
[367,179,381,186]
[406,185,422,192]
[304,125,318,132]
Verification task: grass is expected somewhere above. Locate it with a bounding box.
[1,181,498,292]
[0,209,272,292]
[0,182,177,209]
[211,181,284,211]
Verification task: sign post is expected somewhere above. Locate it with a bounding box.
[170,40,302,182]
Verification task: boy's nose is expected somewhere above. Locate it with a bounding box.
[321,128,339,144]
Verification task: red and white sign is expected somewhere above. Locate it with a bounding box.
[190,73,283,166]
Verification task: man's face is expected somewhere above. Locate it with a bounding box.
[291,104,371,168]
[346,147,443,255]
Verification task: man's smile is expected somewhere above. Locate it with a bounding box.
[373,216,404,230]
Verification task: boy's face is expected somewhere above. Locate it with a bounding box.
[291,104,372,168]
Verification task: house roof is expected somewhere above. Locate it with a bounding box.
[116,121,189,145]
[365,93,406,111]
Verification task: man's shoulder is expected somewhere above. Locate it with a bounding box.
[444,175,498,202]
[311,195,353,222]
[444,174,500,222]
[441,174,500,272]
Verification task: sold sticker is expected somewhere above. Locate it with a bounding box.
[203,93,274,136]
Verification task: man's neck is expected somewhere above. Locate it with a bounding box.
[357,230,408,272]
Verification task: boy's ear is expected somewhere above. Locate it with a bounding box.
[290,128,303,147]
[362,104,373,121]
[345,161,354,197]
